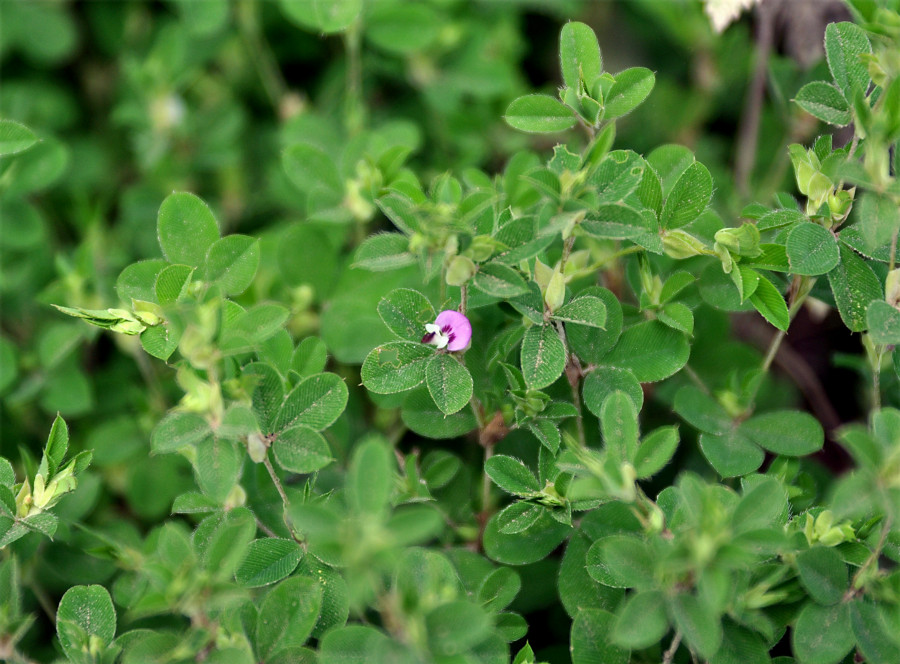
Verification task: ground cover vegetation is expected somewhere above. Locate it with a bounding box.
[1,0,900,662]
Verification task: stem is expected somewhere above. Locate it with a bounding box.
[848,517,892,595]
[889,229,898,273]
[683,364,712,395]
[459,284,468,316]
[263,456,301,544]
[482,445,493,516]
[555,320,586,448]
[238,0,287,113]
[872,346,884,412]
[344,18,364,134]
[761,328,786,373]
[662,631,682,664]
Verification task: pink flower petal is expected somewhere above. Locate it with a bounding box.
[434,310,472,351]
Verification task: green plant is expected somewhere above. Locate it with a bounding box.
[2,1,899,663]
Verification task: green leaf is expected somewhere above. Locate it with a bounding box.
[235,538,303,588]
[57,585,116,657]
[0,119,38,156]
[425,354,473,416]
[570,609,629,664]
[732,477,788,533]
[520,420,557,455]
[559,21,601,89]
[140,324,179,361]
[155,264,193,305]
[740,410,824,456]
[318,626,391,664]
[362,341,433,394]
[245,362,284,433]
[346,436,393,516]
[366,2,440,54]
[587,535,654,588]
[635,426,679,479]
[797,547,849,605]
[157,192,220,267]
[293,337,328,377]
[786,223,841,275]
[600,391,639,464]
[795,82,851,126]
[275,373,348,432]
[568,286,623,364]
[658,301,694,335]
[793,602,855,664]
[825,22,871,98]
[855,191,900,254]
[425,601,491,657]
[600,321,689,383]
[151,412,211,454]
[42,414,68,477]
[353,233,415,271]
[273,425,333,474]
[828,243,882,332]
[473,262,529,298]
[504,94,576,133]
[669,593,722,660]
[851,600,900,664]
[867,300,900,345]
[194,437,241,502]
[604,67,655,119]
[699,432,764,477]
[520,324,566,389]
[496,502,543,535]
[227,304,290,345]
[660,161,713,230]
[749,274,790,331]
[478,567,521,613]
[583,367,643,417]
[401,388,477,439]
[552,296,607,329]
[581,203,649,239]
[256,576,322,659]
[485,455,540,496]
[116,259,168,303]
[203,235,260,296]
[758,208,807,231]
[674,385,732,435]
[612,590,669,649]
[279,0,361,34]
[283,142,341,196]
[377,289,435,342]
[173,0,229,35]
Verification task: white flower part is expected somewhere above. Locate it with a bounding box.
[424,323,450,349]
[703,0,759,33]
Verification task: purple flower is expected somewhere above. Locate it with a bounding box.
[422,310,472,352]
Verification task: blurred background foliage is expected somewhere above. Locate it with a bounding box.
[0,0,879,659]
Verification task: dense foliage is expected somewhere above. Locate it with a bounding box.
[2,1,900,663]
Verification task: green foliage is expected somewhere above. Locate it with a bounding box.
[3,4,900,664]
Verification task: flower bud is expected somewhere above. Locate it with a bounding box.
[714,224,761,257]
[885,268,900,308]
[445,255,476,286]
[544,270,566,314]
[662,230,708,259]
[111,320,146,336]
[247,432,268,463]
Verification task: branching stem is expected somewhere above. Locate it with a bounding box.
[662,631,682,664]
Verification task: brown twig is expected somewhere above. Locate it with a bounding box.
[735,0,776,197]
